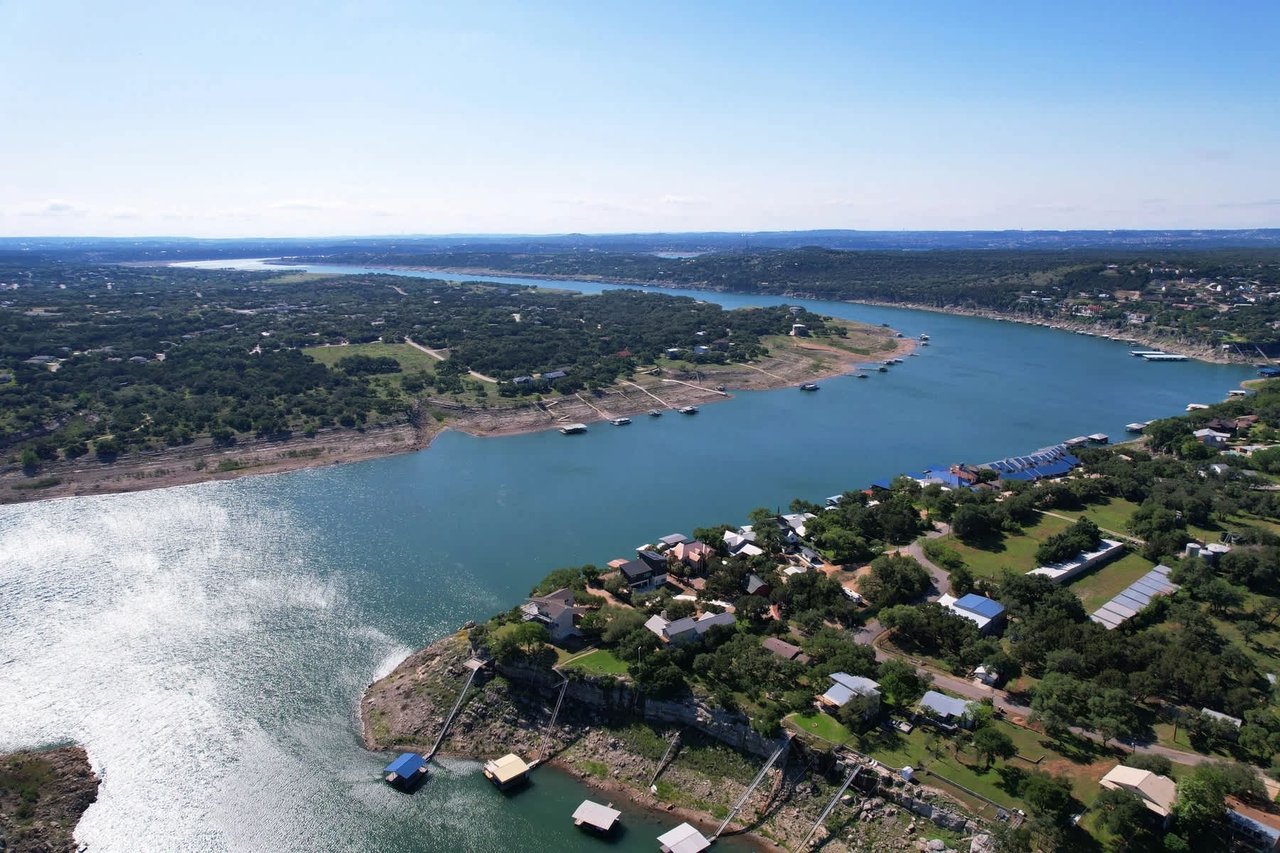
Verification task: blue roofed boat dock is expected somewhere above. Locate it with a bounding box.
[383,752,428,791]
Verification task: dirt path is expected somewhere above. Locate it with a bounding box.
[1039,509,1143,545]
[621,379,671,408]
[403,336,499,384]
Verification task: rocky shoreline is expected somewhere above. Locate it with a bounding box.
[0,746,99,853]
[361,633,986,853]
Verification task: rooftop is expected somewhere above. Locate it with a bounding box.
[1100,765,1177,818]
[572,799,621,831]
[919,690,972,720]
[657,822,712,853]
[484,753,530,785]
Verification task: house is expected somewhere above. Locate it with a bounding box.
[521,588,576,642]
[692,345,710,355]
[1236,415,1261,430]
[973,664,1000,686]
[1029,539,1125,584]
[656,533,689,551]
[658,822,712,853]
[665,347,682,358]
[790,323,809,337]
[645,611,735,644]
[1193,428,1231,448]
[797,546,825,568]
[1227,802,1280,852]
[917,690,975,729]
[762,636,811,665]
[744,573,771,597]
[512,375,534,384]
[619,550,668,592]
[938,593,1006,635]
[1205,418,1238,434]
[723,530,764,557]
[1201,707,1244,735]
[542,369,568,380]
[818,672,881,718]
[671,541,713,570]
[1100,765,1177,827]
[781,512,815,537]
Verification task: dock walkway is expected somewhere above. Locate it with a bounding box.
[712,737,790,839]
[427,657,486,760]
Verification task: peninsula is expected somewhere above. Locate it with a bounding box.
[363,382,1280,853]
[0,257,908,504]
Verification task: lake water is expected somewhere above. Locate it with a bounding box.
[0,262,1253,851]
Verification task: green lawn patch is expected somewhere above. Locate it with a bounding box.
[1052,498,1140,537]
[302,342,439,374]
[562,648,630,676]
[1065,551,1156,612]
[785,711,852,746]
[935,514,1073,580]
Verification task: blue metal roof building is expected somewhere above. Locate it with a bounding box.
[384,752,428,788]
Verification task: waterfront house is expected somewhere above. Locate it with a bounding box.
[938,593,1006,635]
[619,550,668,592]
[1206,418,1238,434]
[1100,765,1177,828]
[1193,428,1231,448]
[656,533,689,551]
[818,672,881,718]
[762,636,811,665]
[645,611,735,644]
[482,753,530,790]
[781,512,815,537]
[658,822,712,853]
[917,690,975,730]
[520,588,576,642]
[671,540,713,571]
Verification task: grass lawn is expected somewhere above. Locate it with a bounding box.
[1052,498,1140,537]
[562,648,630,676]
[786,711,853,746]
[936,515,1073,580]
[1066,551,1157,612]
[302,342,439,374]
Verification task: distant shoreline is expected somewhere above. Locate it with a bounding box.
[290,261,1249,367]
[1,326,912,506]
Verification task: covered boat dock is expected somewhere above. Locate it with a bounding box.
[572,799,621,834]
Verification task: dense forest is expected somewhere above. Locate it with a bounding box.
[289,247,1280,348]
[0,258,839,463]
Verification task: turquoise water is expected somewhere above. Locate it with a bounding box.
[0,264,1254,851]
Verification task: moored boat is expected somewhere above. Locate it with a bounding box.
[678,406,698,414]
[800,383,819,391]
[610,417,631,425]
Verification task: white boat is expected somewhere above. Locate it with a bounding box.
[610,417,630,426]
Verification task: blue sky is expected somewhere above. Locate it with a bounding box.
[1,0,1277,236]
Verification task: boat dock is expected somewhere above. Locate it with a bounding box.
[1131,350,1188,361]
[572,800,621,835]
[559,423,588,435]
[1126,421,1152,433]
[483,753,531,790]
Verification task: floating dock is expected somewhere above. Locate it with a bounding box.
[800,383,819,391]
[1126,421,1151,433]
[559,423,588,435]
[610,417,631,425]
[678,406,698,414]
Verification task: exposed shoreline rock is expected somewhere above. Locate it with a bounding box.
[0,745,99,853]
[361,632,981,853]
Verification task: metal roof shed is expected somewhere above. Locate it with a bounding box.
[572,799,621,833]
[658,822,712,853]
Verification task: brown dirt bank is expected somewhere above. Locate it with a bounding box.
[3,326,912,505]
[361,634,976,853]
[0,746,99,853]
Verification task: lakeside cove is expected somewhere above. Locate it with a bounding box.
[0,264,1261,853]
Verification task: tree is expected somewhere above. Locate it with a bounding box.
[876,658,930,707]
[665,599,696,621]
[1088,688,1141,746]
[1171,771,1225,842]
[949,563,975,596]
[952,503,997,543]
[510,621,549,653]
[972,725,1016,770]
[1021,772,1075,824]
[1030,672,1088,737]
[861,554,931,607]
[1094,787,1151,847]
